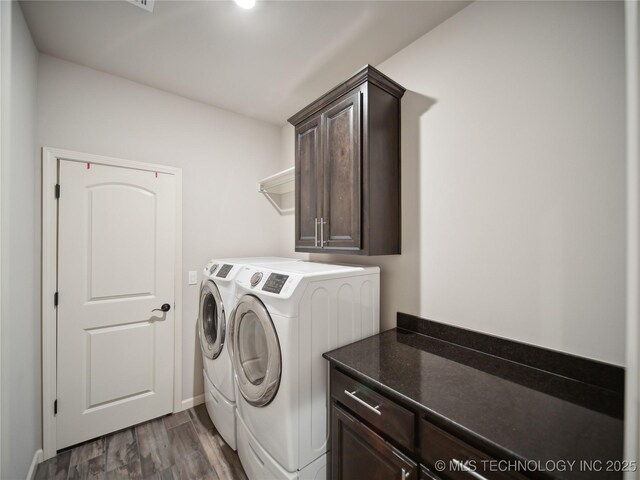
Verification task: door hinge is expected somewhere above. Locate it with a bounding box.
[54,399,57,415]
[55,184,60,199]
[54,292,59,307]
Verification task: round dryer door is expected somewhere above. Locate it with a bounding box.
[198,280,225,360]
[230,294,281,407]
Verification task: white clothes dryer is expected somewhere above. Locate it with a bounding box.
[229,261,380,479]
[197,257,298,450]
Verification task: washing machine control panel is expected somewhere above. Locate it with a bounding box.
[216,264,233,278]
[262,273,289,294]
[204,261,218,278]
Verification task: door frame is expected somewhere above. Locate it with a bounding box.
[625,0,640,473]
[41,147,183,460]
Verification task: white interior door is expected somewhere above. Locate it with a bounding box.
[56,159,176,449]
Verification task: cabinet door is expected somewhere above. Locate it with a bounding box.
[420,420,528,480]
[322,90,362,251]
[331,404,417,480]
[420,465,442,480]
[295,114,322,249]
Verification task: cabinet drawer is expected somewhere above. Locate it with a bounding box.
[331,369,415,450]
[420,420,528,480]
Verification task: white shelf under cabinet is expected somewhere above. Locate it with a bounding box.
[258,166,295,214]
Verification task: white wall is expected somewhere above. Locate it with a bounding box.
[0,1,41,478]
[282,1,627,365]
[37,55,285,402]
[278,124,308,259]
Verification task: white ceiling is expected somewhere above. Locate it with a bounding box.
[21,0,469,125]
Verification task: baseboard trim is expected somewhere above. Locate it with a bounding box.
[26,449,43,480]
[180,394,205,411]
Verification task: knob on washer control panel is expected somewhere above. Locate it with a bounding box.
[250,272,263,287]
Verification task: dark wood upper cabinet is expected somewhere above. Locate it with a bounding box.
[322,90,362,251]
[295,114,322,249]
[288,65,405,255]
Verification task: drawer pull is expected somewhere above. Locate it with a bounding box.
[344,389,381,415]
[451,459,488,480]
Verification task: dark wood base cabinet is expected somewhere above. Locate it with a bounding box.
[328,365,530,480]
[288,65,405,256]
[332,405,418,480]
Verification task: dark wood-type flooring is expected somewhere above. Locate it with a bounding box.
[34,405,248,480]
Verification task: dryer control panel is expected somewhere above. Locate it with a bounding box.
[262,273,289,294]
[236,266,302,299]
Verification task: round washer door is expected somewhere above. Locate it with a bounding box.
[198,280,225,360]
[230,294,281,407]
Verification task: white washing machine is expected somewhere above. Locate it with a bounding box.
[228,261,380,480]
[197,257,298,450]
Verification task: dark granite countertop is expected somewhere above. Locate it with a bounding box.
[323,326,624,480]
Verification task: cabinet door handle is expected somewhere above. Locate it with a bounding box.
[393,452,412,478]
[320,217,324,247]
[451,459,488,480]
[314,218,318,247]
[344,390,381,415]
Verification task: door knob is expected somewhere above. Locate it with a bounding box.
[152,303,171,313]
